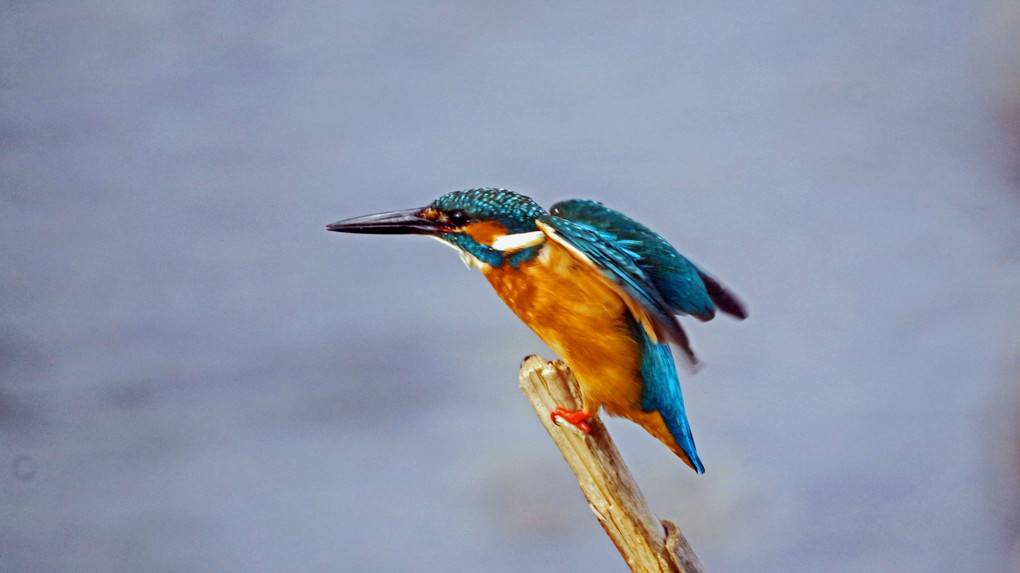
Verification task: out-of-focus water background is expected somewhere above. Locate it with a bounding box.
[4,3,1020,572]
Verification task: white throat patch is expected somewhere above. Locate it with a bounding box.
[427,235,487,270]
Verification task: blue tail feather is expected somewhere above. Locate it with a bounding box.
[636,324,705,473]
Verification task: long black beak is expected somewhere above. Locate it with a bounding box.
[326,207,441,235]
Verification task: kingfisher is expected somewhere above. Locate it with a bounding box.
[327,188,746,473]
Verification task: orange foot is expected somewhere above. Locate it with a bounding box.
[550,407,593,434]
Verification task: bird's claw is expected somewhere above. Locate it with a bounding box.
[550,407,593,434]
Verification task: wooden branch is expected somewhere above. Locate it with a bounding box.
[518,355,705,573]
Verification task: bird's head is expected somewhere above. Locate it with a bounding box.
[327,188,548,268]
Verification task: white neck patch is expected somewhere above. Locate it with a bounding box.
[491,230,546,252]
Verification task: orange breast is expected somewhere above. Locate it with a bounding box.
[481,244,645,414]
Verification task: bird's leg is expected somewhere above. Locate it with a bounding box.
[550,407,594,434]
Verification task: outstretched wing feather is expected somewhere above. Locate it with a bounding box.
[536,216,698,366]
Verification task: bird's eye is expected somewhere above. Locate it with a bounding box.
[447,210,470,227]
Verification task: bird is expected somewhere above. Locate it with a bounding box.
[327,188,746,473]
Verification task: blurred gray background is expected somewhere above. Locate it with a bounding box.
[4,2,1020,572]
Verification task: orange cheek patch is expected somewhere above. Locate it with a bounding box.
[463,221,507,245]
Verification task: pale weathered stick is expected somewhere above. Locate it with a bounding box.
[518,355,706,573]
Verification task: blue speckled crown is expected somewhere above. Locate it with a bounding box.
[432,188,547,233]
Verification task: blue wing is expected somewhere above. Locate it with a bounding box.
[634,321,704,473]
[536,215,698,365]
[550,199,746,321]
